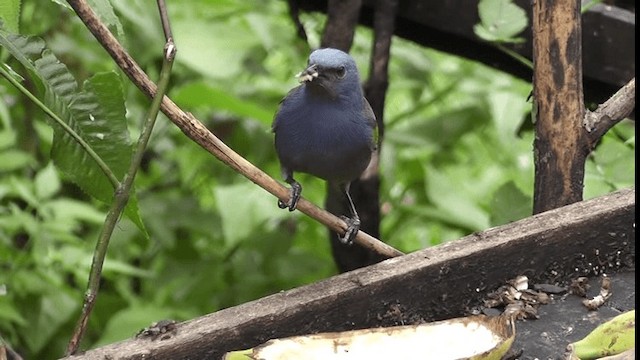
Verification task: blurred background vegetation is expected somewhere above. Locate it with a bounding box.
[0,0,634,358]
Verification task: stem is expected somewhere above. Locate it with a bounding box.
[495,43,533,70]
[65,26,177,359]
[581,0,603,13]
[157,0,174,42]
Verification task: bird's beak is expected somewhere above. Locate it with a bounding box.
[296,64,319,83]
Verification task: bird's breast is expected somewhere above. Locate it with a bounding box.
[274,98,374,182]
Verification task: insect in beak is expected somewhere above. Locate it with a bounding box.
[296,64,319,83]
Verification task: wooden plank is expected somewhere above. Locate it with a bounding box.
[66,188,634,360]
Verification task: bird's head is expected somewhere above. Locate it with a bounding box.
[296,48,361,99]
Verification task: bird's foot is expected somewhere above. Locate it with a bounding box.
[339,216,360,245]
[278,182,302,212]
[277,199,289,209]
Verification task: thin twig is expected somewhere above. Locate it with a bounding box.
[286,0,308,43]
[583,77,635,142]
[495,43,534,69]
[0,332,24,360]
[157,0,174,44]
[65,7,177,356]
[65,0,405,258]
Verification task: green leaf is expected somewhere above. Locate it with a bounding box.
[0,29,45,70]
[50,0,72,10]
[8,176,38,208]
[426,169,489,231]
[584,132,635,199]
[52,246,152,278]
[173,81,275,125]
[172,19,259,79]
[42,198,105,225]
[0,149,34,172]
[474,0,528,43]
[489,181,531,226]
[103,258,153,278]
[34,162,60,200]
[63,71,146,233]
[591,136,634,187]
[215,182,277,247]
[0,0,20,33]
[0,297,28,326]
[0,29,146,234]
[424,170,490,232]
[87,0,124,37]
[488,90,530,141]
[22,289,78,354]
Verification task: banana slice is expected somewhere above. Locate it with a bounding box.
[224,314,515,360]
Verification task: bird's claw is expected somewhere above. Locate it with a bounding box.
[277,199,289,209]
[277,197,298,211]
[278,182,301,212]
[339,216,360,245]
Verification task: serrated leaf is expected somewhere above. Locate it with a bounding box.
[67,72,146,232]
[0,30,45,68]
[475,0,528,43]
[0,29,146,235]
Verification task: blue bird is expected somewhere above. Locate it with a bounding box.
[272,48,377,245]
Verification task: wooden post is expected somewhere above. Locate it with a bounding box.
[531,0,588,214]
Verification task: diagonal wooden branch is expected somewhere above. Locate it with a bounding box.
[65,0,403,259]
[583,77,635,144]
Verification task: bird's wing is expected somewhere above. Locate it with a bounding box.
[271,85,304,133]
[362,96,379,149]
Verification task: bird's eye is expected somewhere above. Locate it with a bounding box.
[336,66,346,79]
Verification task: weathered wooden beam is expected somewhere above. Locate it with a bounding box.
[65,188,635,360]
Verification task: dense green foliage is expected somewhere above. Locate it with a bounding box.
[0,0,634,358]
